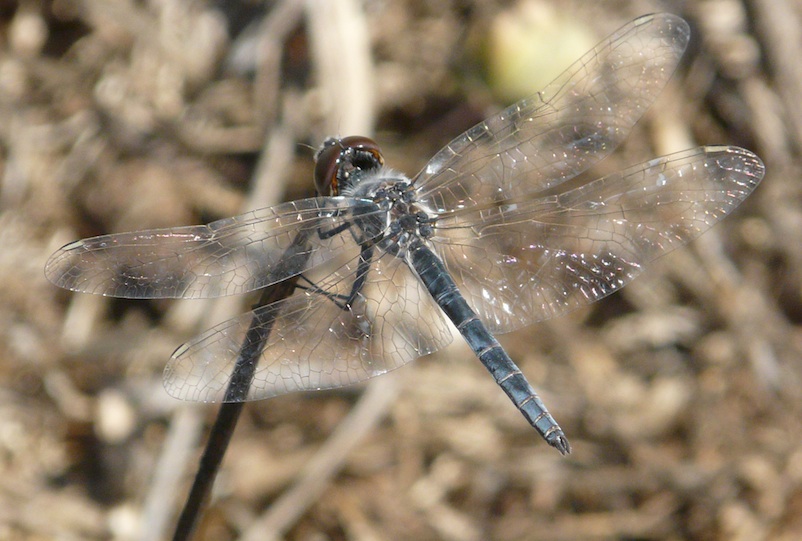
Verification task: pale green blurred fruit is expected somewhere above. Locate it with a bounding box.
[487,1,596,103]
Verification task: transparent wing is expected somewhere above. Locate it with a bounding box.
[163,245,453,402]
[45,197,385,299]
[430,146,765,333]
[413,13,690,213]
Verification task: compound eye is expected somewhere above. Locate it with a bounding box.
[313,136,385,195]
[314,138,342,195]
[340,136,384,167]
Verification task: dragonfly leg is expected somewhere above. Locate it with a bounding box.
[317,220,353,240]
[295,276,350,308]
[295,244,375,311]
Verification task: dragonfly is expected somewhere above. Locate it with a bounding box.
[45,13,764,454]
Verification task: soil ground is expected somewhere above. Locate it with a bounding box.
[1,1,801,540]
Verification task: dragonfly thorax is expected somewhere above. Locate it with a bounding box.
[384,189,435,250]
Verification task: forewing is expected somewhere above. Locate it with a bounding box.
[45,197,385,299]
[163,246,453,402]
[430,146,765,333]
[414,13,690,212]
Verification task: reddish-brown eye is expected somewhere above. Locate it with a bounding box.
[314,139,342,195]
[341,136,382,161]
[313,136,384,195]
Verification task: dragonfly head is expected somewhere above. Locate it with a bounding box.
[314,136,384,196]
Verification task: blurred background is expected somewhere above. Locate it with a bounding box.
[1,0,801,539]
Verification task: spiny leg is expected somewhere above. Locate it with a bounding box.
[295,244,375,311]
